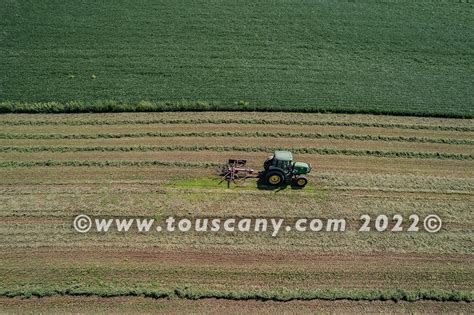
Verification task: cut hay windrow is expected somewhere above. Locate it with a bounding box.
[1,117,472,132]
[1,131,472,145]
[0,101,472,118]
[1,145,472,160]
[0,160,219,168]
[0,286,472,302]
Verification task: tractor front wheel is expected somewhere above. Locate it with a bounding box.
[292,176,308,188]
[265,171,284,186]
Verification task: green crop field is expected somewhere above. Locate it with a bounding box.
[1,0,473,117]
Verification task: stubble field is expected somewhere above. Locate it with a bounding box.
[0,112,472,312]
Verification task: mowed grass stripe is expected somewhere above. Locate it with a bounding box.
[1,145,473,160]
[0,298,472,314]
[0,160,219,168]
[1,131,472,145]
[1,137,472,155]
[1,153,471,177]
[2,112,472,126]
[3,250,472,285]
[2,157,471,181]
[1,287,472,302]
[1,118,472,132]
[2,224,472,254]
[4,124,472,141]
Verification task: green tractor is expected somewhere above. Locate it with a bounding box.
[218,150,312,188]
[261,151,311,188]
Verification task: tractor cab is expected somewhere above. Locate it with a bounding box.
[264,151,292,171]
[262,151,311,187]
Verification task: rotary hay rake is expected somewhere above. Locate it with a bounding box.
[217,159,258,188]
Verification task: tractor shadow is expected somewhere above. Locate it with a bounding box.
[256,178,302,192]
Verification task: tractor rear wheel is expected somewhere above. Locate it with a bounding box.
[265,171,284,186]
[292,176,308,188]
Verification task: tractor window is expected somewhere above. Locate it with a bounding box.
[277,160,290,169]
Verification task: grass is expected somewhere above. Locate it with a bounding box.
[1,131,472,145]
[0,112,472,309]
[1,1,473,117]
[1,176,472,254]
[0,159,220,168]
[165,176,320,193]
[1,145,472,160]
[1,286,472,302]
[1,115,472,132]
[0,297,471,314]
[165,177,236,189]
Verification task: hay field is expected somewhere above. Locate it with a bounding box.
[0,112,472,312]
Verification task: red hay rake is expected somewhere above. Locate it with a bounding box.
[217,159,258,188]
